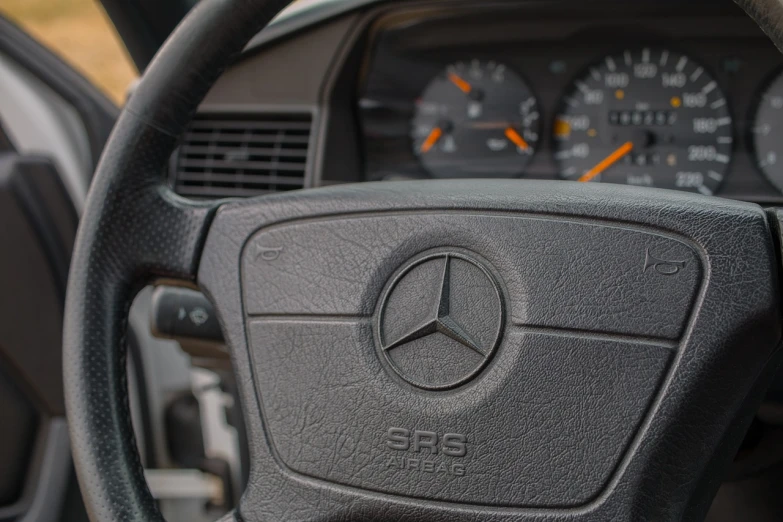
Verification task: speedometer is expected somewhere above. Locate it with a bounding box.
[554,48,733,195]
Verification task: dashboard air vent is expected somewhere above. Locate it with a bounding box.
[172,113,311,198]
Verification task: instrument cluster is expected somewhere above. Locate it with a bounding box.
[358,2,783,201]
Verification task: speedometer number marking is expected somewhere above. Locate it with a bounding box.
[554,47,732,194]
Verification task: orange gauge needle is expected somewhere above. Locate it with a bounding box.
[420,127,443,154]
[578,141,634,182]
[504,127,530,151]
[448,72,472,94]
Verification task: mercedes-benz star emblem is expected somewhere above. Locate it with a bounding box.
[377,251,504,390]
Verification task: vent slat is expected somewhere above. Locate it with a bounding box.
[183,133,311,145]
[188,120,311,131]
[178,159,306,172]
[174,186,284,198]
[172,113,311,199]
[175,173,305,185]
[181,145,309,158]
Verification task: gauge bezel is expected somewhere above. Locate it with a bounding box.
[410,59,542,179]
[550,45,734,194]
[747,64,783,194]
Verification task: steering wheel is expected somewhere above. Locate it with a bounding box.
[63,0,783,520]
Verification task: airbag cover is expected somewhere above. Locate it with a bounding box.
[241,212,695,506]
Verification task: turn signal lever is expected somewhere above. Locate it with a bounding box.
[150,286,227,360]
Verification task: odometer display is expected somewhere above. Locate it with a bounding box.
[554,48,733,195]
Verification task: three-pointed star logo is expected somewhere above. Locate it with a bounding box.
[382,255,489,358]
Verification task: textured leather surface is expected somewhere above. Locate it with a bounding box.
[62,1,292,521]
[242,214,701,338]
[62,122,215,522]
[239,212,699,505]
[199,180,781,521]
[247,320,671,506]
[63,0,783,521]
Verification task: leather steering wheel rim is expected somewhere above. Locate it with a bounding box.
[63,2,290,520]
[63,1,783,521]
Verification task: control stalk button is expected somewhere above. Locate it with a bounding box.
[151,286,223,342]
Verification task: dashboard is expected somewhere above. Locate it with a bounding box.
[355,1,783,203]
[192,0,783,205]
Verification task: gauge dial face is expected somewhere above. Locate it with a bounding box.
[752,70,783,192]
[554,48,733,195]
[411,60,540,178]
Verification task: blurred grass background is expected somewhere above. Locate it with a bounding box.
[0,0,138,105]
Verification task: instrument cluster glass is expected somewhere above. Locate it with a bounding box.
[408,48,739,194]
[358,10,783,201]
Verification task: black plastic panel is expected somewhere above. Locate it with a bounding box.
[0,154,77,416]
[0,360,38,507]
[0,154,78,518]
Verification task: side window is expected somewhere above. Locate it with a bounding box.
[0,0,138,105]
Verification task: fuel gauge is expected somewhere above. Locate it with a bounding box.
[411,60,540,178]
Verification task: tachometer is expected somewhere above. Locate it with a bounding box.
[412,60,540,178]
[752,69,783,192]
[554,48,733,195]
